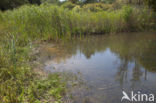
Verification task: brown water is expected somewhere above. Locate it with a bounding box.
[38,32,156,103]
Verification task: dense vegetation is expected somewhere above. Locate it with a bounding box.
[0,0,156,102]
[1,0,156,11]
[0,35,66,102]
[0,4,155,40]
[0,0,41,10]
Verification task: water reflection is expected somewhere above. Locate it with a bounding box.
[38,32,156,103]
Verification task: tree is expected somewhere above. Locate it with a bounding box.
[102,0,115,3]
[28,0,41,4]
[68,0,79,4]
[41,0,59,3]
[83,0,115,4]
[147,0,156,11]
[84,0,98,3]
[0,0,41,10]
[0,0,28,10]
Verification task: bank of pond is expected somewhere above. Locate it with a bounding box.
[0,4,156,103]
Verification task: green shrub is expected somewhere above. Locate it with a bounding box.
[61,2,76,10]
[122,6,133,22]
[82,3,113,12]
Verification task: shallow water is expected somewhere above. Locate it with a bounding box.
[39,32,156,103]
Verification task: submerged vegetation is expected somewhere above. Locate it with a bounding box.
[0,0,156,102]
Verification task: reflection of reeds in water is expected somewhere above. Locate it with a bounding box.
[38,33,156,73]
[38,33,156,90]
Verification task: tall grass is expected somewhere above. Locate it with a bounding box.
[0,5,155,41]
[0,4,155,103]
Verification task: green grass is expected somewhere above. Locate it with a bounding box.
[0,4,156,103]
[0,4,155,41]
[0,34,66,103]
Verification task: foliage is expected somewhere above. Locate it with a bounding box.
[28,0,41,5]
[61,1,76,9]
[0,0,41,10]
[116,0,156,12]
[83,0,115,4]
[68,0,79,4]
[146,0,156,11]
[101,0,116,4]
[0,3,156,103]
[0,0,28,10]
[84,0,99,4]
[41,0,59,4]
[0,34,66,102]
[82,3,113,12]
[0,5,155,39]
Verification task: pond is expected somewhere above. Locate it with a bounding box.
[38,32,156,103]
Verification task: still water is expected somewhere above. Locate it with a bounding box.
[38,32,156,103]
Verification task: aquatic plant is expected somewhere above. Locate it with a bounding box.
[0,4,155,103]
[0,4,155,41]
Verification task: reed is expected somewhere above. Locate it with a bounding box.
[0,5,155,41]
[0,4,155,103]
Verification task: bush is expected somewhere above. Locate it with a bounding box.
[0,0,41,10]
[82,3,113,12]
[61,2,76,10]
